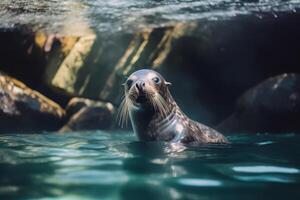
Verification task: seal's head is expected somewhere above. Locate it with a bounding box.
[118,69,171,127]
[125,69,171,106]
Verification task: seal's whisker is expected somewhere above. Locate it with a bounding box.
[117,96,131,128]
[149,94,159,116]
[117,98,125,127]
[158,95,168,117]
[152,95,162,118]
[153,93,168,119]
[147,93,157,113]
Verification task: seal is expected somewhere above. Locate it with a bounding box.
[118,69,228,144]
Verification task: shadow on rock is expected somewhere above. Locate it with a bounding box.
[218,73,300,134]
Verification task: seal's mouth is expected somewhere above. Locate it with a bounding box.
[136,94,148,104]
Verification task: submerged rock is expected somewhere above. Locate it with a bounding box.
[0,72,65,132]
[60,97,116,132]
[218,74,300,133]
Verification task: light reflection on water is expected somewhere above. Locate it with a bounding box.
[178,178,222,187]
[0,131,299,199]
[0,0,300,33]
[233,166,300,174]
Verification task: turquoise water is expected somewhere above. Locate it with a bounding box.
[0,132,299,200]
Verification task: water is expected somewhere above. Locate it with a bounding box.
[1,0,300,33]
[0,131,299,199]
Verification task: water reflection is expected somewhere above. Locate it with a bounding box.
[0,0,300,33]
[233,166,300,174]
[234,175,297,183]
[178,178,222,187]
[0,132,299,199]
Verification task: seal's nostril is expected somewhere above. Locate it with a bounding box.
[135,83,140,90]
[136,81,145,92]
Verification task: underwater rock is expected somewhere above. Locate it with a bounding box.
[217,74,300,133]
[60,97,116,132]
[0,72,65,132]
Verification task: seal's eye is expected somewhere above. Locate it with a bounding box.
[152,77,160,84]
[126,79,133,88]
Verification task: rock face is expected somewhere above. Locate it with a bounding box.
[0,72,65,132]
[218,74,300,134]
[34,12,300,126]
[0,25,96,107]
[2,12,300,129]
[60,97,116,132]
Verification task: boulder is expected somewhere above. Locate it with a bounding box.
[60,97,116,132]
[217,74,300,133]
[0,72,65,132]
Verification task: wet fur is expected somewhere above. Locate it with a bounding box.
[118,69,228,144]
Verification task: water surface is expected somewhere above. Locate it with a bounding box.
[0,131,299,199]
[1,0,300,33]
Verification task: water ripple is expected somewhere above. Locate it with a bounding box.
[178,178,222,187]
[1,0,300,33]
[233,166,300,174]
[234,175,296,183]
[0,132,300,199]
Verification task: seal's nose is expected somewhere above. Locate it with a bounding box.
[135,81,145,93]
